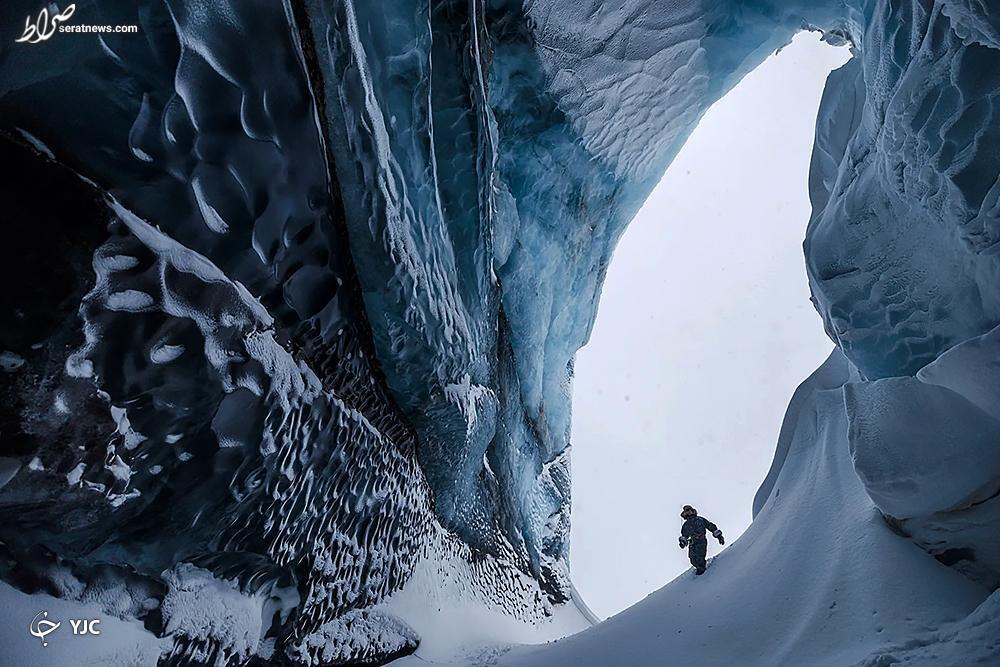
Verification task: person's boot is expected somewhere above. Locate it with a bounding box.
[694,567,705,575]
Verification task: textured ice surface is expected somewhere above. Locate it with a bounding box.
[160,563,270,664]
[1,0,999,663]
[804,6,1000,380]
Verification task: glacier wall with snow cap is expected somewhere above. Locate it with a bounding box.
[1,0,999,664]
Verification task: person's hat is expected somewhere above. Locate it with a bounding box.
[680,505,697,518]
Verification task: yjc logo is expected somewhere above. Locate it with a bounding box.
[69,618,101,635]
[29,611,101,647]
[28,611,59,647]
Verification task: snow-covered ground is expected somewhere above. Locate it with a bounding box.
[1,581,165,666]
[405,351,998,666]
[5,350,997,666]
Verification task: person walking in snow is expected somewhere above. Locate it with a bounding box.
[678,505,724,575]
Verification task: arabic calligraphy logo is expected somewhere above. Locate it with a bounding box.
[15,4,76,44]
[29,611,60,647]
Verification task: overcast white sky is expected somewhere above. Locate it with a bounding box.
[569,33,850,619]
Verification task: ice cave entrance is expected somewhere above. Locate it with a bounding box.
[570,33,850,619]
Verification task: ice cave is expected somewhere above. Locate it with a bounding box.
[0,0,998,665]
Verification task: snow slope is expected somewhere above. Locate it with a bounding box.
[491,351,993,666]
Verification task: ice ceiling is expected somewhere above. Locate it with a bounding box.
[0,0,998,664]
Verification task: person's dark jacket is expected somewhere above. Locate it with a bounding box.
[681,516,720,542]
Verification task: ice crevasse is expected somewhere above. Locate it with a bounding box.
[0,0,998,664]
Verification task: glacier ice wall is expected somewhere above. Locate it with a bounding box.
[804,3,1000,379]
[1,0,999,663]
[0,0,563,661]
[801,0,1000,592]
